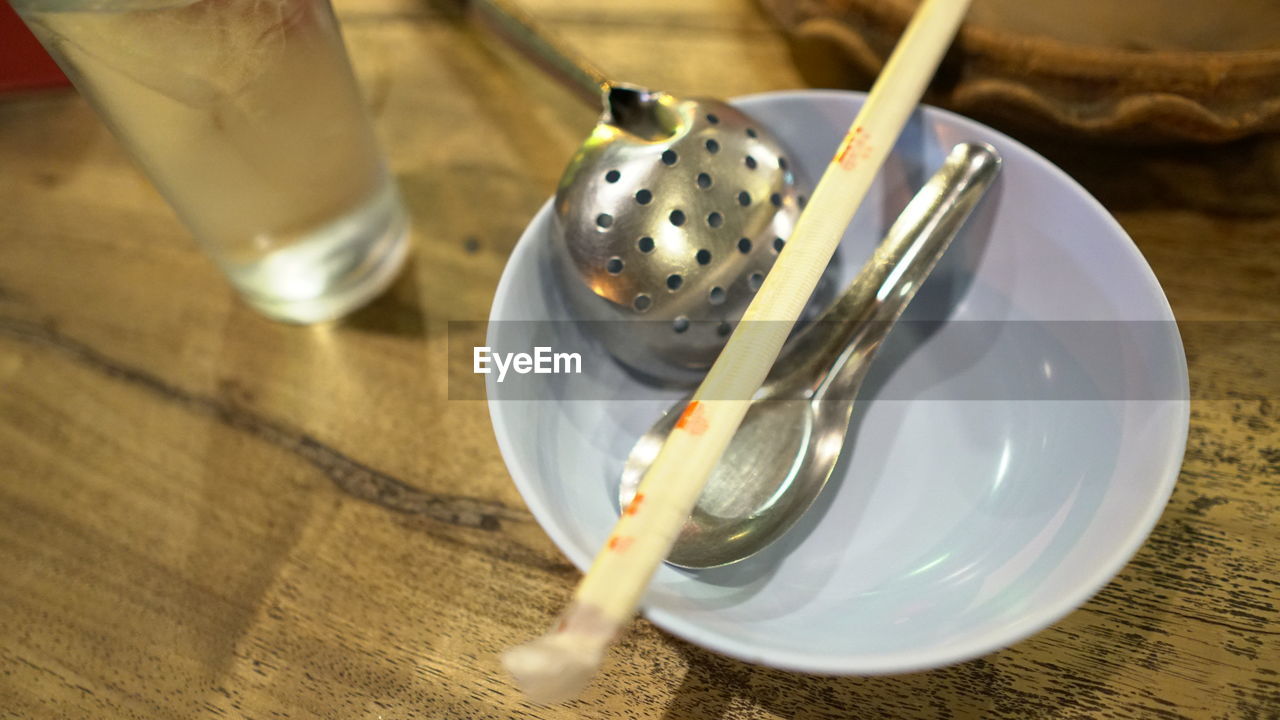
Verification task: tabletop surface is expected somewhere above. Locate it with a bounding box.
[1,0,1277,717]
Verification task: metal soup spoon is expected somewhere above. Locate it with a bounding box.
[618,143,1003,569]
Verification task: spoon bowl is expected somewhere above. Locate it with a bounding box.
[620,398,819,568]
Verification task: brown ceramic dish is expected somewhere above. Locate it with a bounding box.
[759,0,1280,142]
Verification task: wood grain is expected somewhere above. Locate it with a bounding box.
[0,0,1276,717]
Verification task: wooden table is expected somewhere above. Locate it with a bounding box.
[1,0,1276,717]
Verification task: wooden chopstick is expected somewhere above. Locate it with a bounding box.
[503,0,973,703]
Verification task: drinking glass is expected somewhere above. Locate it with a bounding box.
[12,0,411,323]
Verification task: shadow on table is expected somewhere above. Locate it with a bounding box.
[339,254,428,338]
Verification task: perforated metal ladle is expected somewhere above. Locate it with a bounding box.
[474,0,809,385]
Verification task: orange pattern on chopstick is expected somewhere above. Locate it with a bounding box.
[835,126,872,170]
[675,401,709,435]
[624,493,645,516]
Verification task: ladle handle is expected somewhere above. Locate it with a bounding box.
[783,142,1003,402]
[471,0,611,108]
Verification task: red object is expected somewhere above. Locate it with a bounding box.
[0,0,70,92]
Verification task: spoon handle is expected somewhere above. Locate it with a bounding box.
[778,142,1003,402]
[471,0,610,109]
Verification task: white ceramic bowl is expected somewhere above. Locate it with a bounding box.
[485,90,1189,674]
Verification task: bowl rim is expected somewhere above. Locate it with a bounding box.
[487,89,1190,674]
